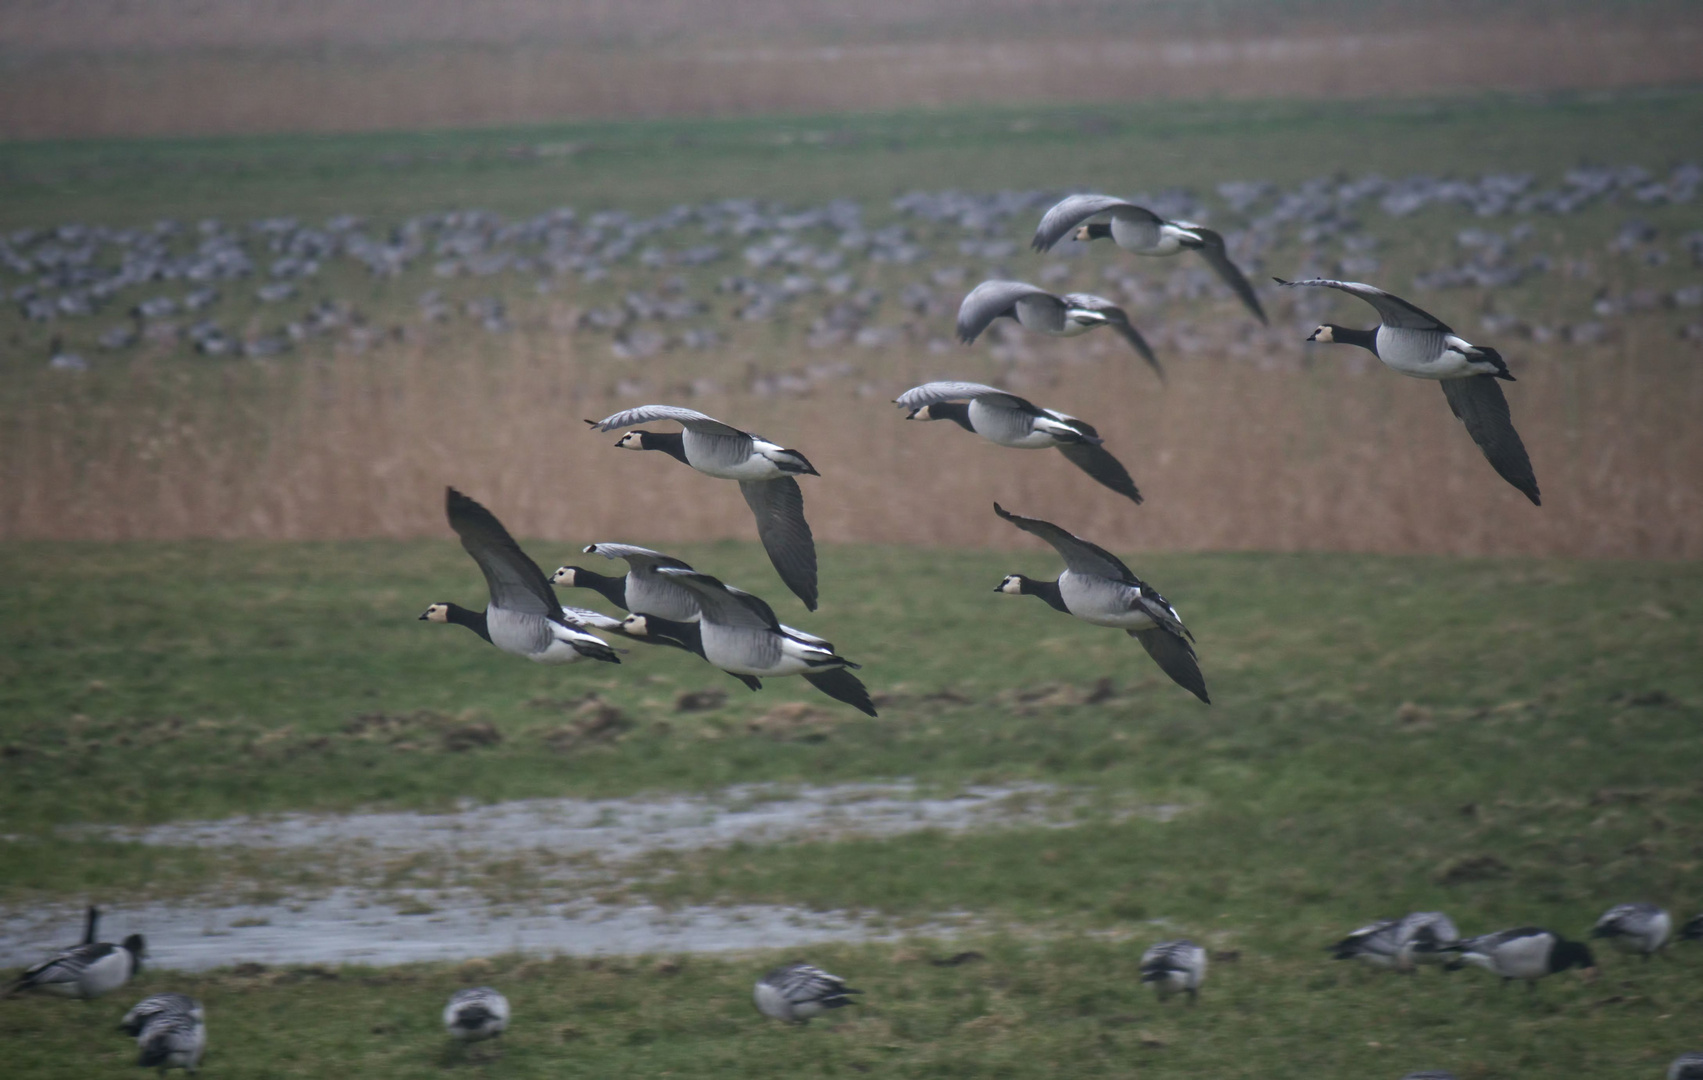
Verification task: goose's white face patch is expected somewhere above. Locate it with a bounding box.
[1073,225,1093,241]
[620,614,649,636]
[421,603,450,622]
[615,432,643,450]
[908,405,934,421]
[551,567,575,586]
[997,575,1024,595]
[1309,325,1334,343]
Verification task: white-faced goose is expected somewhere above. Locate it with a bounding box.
[1591,902,1672,959]
[753,962,861,1023]
[1031,195,1267,324]
[620,569,875,716]
[443,986,510,1042]
[1275,277,1540,505]
[419,488,619,665]
[1140,939,1207,1003]
[1442,927,1595,985]
[588,406,819,610]
[955,280,1162,378]
[991,504,1208,703]
[8,908,144,999]
[894,381,1142,504]
[552,543,763,690]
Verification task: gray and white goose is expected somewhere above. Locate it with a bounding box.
[589,406,820,610]
[1442,927,1595,986]
[1591,902,1671,959]
[443,986,510,1042]
[120,993,204,1037]
[991,504,1208,703]
[130,996,207,1076]
[1139,939,1208,1003]
[620,569,875,716]
[1031,194,1267,324]
[1331,912,1459,972]
[894,381,1143,504]
[1275,277,1540,505]
[552,543,763,691]
[753,962,861,1023]
[8,909,144,999]
[955,280,1162,378]
[419,488,619,665]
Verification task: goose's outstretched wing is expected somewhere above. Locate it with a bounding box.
[657,569,782,630]
[1192,229,1267,324]
[582,542,694,572]
[894,381,1037,415]
[1130,628,1210,704]
[1054,441,1143,504]
[992,503,1136,582]
[1439,376,1541,505]
[1061,293,1164,378]
[740,477,819,610]
[956,280,1055,344]
[802,667,878,717]
[446,487,562,618]
[1273,277,1450,332]
[589,405,749,439]
[1032,195,1157,252]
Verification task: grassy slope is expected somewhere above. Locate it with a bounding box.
[2,541,1701,1075]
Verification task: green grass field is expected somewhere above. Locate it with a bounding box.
[3,539,1701,1076]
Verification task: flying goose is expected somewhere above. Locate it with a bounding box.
[553,544,764,691]
[1442,927,1595,985]
[753,963,861,1023]
[1275,277,1540,505]
[1591,902,1672,958]
[1031,195,1267,324]
[894,381,1143,504]
[954,280,1162,378]
[1671,1052,1703,1080]
[991,504,1208,703]
[134,1003,207,1075]
[1330,912,1459,972]
[8,912,144,999]
[419,488,619,665]
[443,986,510,1042]
[589,406,820,610]
[1139,939,1207,1003]
[120,993,204,1037]
[621,569,876,716]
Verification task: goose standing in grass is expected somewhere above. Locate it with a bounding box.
[588,406,820,610]
[1442,927,1595,987]
[620,569,875,716]
[1139,939,1207,1003]
[753,963,861,1023]
[443,987,510,1042]
[120,993,204,1037]
[1275,277,1540,505]
[1031,195,1267,324]
[419,488,619,665]
[132,999,206,1076]
[1591,902,1672,959]
[894,381,1143,503]
[553,544,763,690]
[954,280,1162,378]
[7,911,144,999]
[991,503,1208,703]
[1330,912,1459,973]
[1671,1052,1703,1080]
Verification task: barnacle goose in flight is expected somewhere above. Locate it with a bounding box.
[753,962,861,1023]
[954,280,1162,378]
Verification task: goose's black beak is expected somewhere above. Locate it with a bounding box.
[417,611,430,620]
[1305,328,1321,342]
[582,418,599,427]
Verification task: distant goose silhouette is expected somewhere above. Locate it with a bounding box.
[992,504,1207,703]
[420,488,618,665]
[1276,277,1539,505]
[1032,195,1267,324]
[589,406,819,610]
[895,381,1142,503]
[955,280,1162,378]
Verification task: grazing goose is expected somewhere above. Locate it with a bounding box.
[1671,1052,1703,1080]
[753,963,861,1023]
[1330,912,1459,972]
[895,381,1143,503]
[621,569,875,716]
[1443,927,1595,986]
[443,986,510,1042]
[991,504,1208,703]
[589,406,819,610]
[134,1004,207,1075]
[120,993,204,1037]
[954,280,1162,377]
[419,488,619,665]
[8,912,144,999]
[1031,195,1267,324]
[1591,902,1672,958]
[553,544,763,691]
[1275,277,1540,505]
[1139,939,1207,1003]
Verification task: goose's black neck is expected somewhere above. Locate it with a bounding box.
[446,603,493,644]
[639,430,690,466]
[1082,223,1113,241]
[642,614,700,650]
[1328,324,1380,354]
[568,568,627,609]
[1022,576,1071,614]
[82,906,99,946]
[929,401,976,434]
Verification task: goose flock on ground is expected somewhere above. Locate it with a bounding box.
[8,185,1695,1075]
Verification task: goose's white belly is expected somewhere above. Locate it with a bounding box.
[682,429,785,481]
[700,623,810,676]
[1480,934,1552,979]
[1059,571,1156,629]
[967,398,1055,448]
[1110,215,1166,254]
[1375,326,1479,379]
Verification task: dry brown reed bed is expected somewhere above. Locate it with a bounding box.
[4,19,1701,140]
[5,324,1698,559]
